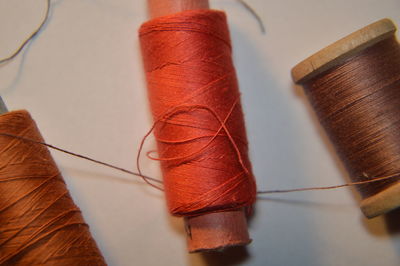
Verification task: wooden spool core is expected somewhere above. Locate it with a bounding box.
[292,19,400,218]
[148,0,209,18]
[146,0,251,252]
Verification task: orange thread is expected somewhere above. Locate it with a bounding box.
[138,10,257,217]
[0,110,105,265]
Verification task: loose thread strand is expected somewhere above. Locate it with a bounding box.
[0,0,265,65]
[1,132,399,195]
[0,0,51,64]
[0,132,162,185]
[258,173,400,194]
[236,0,266,33]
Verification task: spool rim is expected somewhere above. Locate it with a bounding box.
[361,182,400,218]
[291,18,397,84]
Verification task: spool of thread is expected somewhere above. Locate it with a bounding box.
[292,19,400,218]
[139,0,256,252]
[0,108,106,265]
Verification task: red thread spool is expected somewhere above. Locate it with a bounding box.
[0,110,106,265]
[292,19,400,218]
[139,0,256,252]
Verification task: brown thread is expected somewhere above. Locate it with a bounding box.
[302,36,400,199]
[258,173,400,194]
[0,110,105,265]
[2,120,400,195]
[0,132,162,185]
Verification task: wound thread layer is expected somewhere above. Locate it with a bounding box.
[0,110,106,265]
[303,36,400,199]
[139,10,256,216]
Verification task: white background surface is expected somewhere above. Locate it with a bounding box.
[1,0,400,265]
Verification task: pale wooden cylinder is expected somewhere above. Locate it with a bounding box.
[148,0,209,18]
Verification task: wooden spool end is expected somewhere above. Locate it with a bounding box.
[291,18,397,84]
[361,183,400,218]
[146,0,251,252]
[292,18,400,218]
[185,209,251,253]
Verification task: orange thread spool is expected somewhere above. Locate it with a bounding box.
[139,0,256,252]
[0,110,105,265]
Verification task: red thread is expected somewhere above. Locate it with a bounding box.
[139,10,257,217]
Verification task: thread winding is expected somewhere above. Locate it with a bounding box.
[0,110,105,265]
[303,36,400,199]
[139,10,257,216]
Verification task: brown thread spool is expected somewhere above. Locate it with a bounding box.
[142,0,251,252]
[292,19,400,218]
[0,106,106,265]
